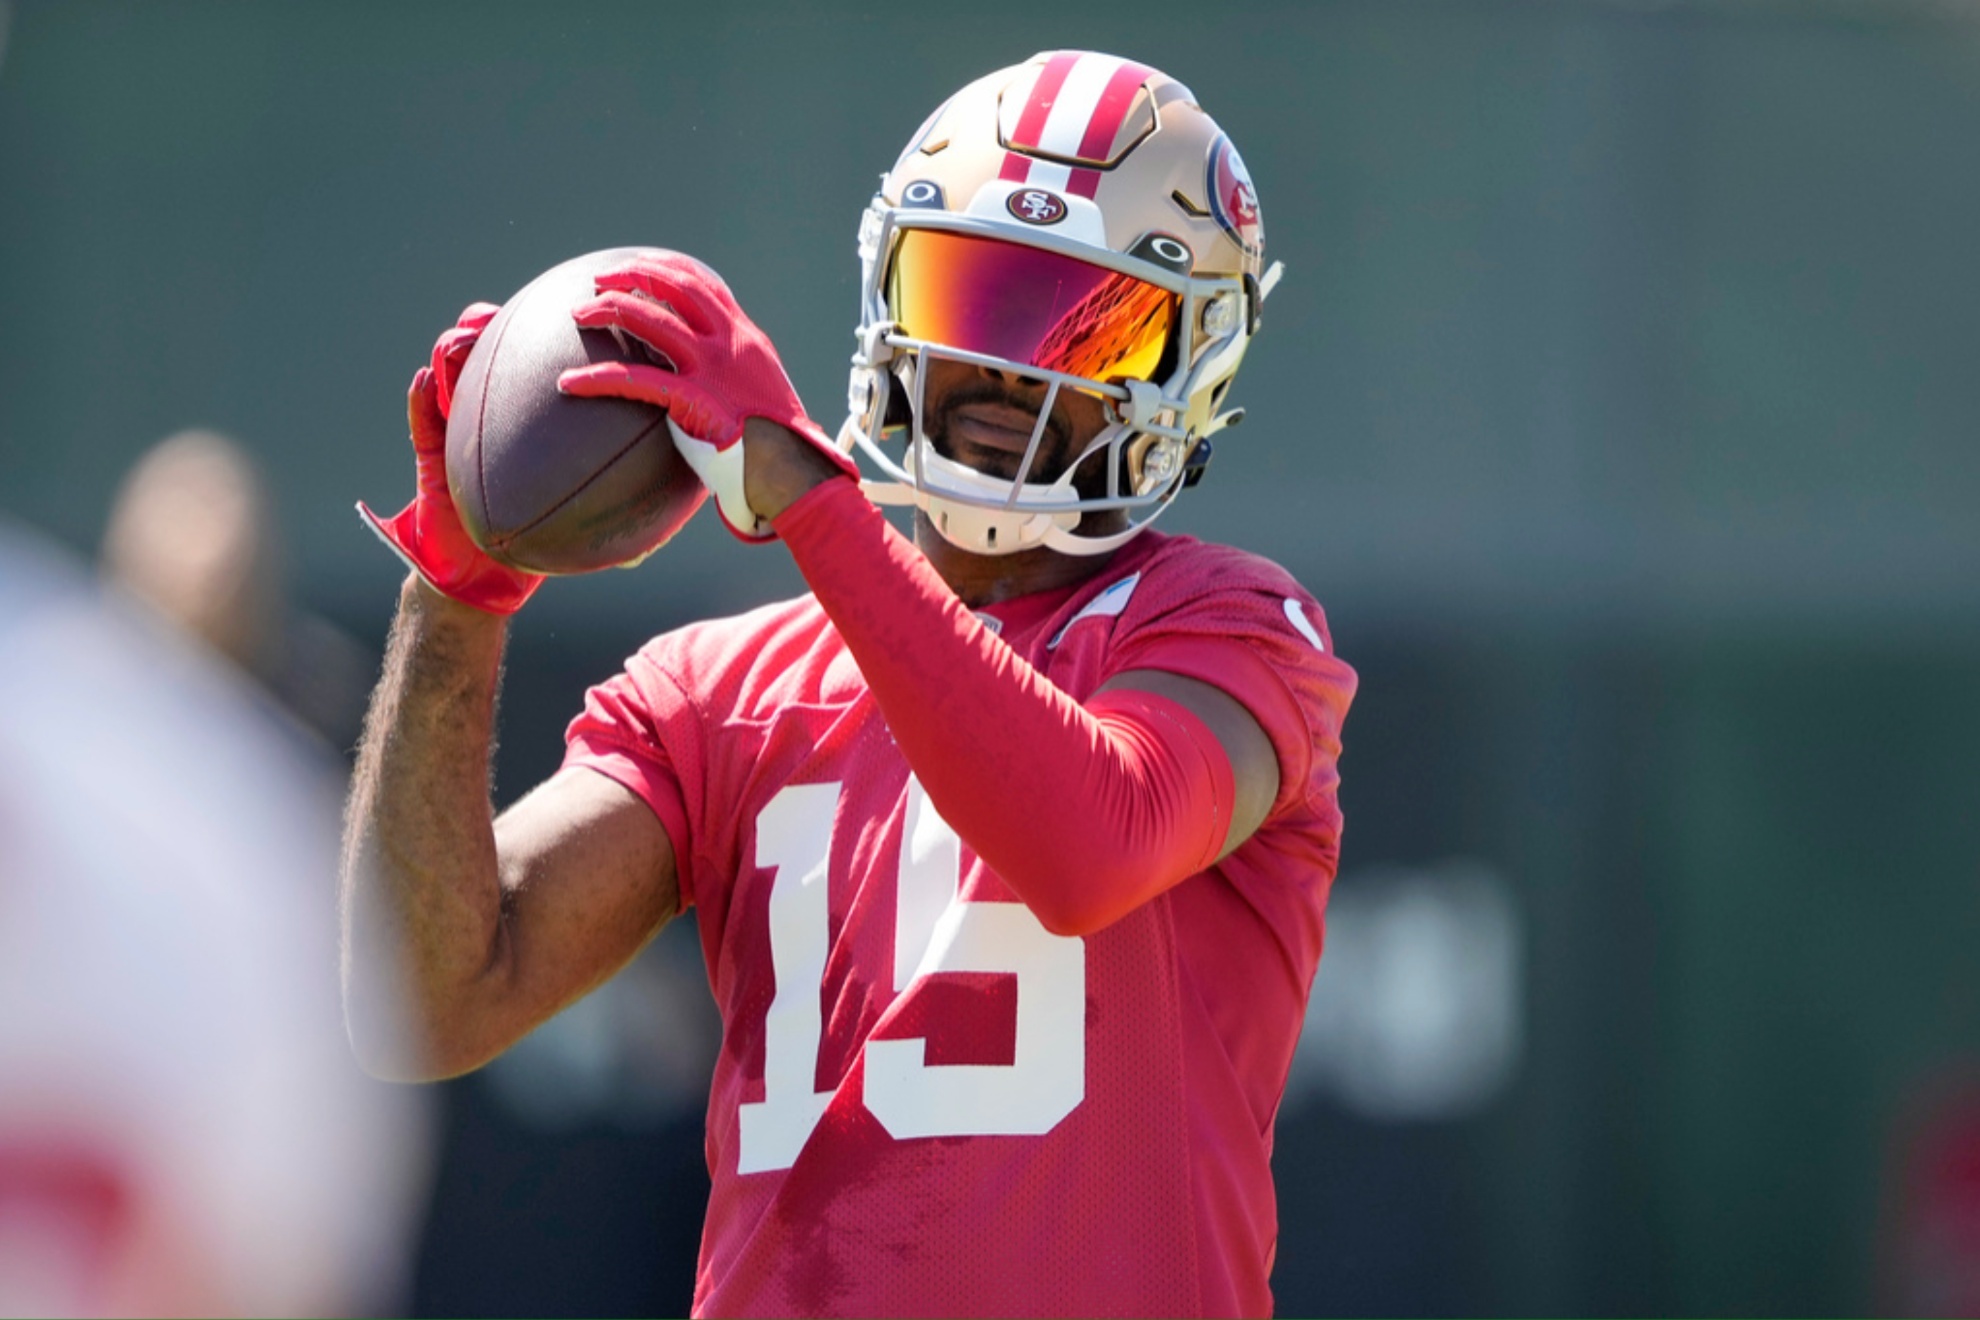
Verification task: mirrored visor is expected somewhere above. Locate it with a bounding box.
[886,228,1181,385]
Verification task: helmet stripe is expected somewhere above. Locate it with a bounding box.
[1026,159,1075,192]
[1032,55,1123,160]
[1001,51,1078,182]
[1075,59,1152,164]
[1004,53,1154,196]
[1067,59,1151,198]
[1008,51,1080,151]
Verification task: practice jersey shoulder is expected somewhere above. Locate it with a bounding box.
[563,530,1356,1318]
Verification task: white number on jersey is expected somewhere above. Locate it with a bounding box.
[735,777,1086,1174]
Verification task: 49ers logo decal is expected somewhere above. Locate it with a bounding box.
[1006,187,1069,225]
[1207,134,1263,256]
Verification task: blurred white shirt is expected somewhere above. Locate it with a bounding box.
[0,521,429,1318]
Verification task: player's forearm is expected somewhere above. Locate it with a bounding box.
[340,575,514,1079]
[774,480,1230,935]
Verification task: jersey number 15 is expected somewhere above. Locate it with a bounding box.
[737,777,1086,1174]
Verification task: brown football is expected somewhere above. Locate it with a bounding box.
[445,247,706,574]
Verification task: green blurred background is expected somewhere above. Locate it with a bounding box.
[3,1,1977,1314]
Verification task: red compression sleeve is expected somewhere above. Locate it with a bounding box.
[774,478,1236,936]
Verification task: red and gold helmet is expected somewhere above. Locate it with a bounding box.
[841,51,1282,556]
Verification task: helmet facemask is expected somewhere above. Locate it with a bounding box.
[844,206,1250,556]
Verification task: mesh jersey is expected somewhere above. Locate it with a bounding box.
[564,530,1356,1318]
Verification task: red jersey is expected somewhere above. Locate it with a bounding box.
[564,530,1356,1317]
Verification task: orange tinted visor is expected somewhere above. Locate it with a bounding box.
[887,229,1180,385]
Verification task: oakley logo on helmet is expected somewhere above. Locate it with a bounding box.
[1129,233,1195,275]
[901,180,946,209]
[1007,188,1069,226]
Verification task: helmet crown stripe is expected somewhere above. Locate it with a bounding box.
[1067,60,1150,198]
[1007,52,1080,150]
[1032,55,1125,160]
[1005,53,1153,194]
[1075,60,1152,163]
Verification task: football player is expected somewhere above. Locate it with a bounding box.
[344,51,1357,1317]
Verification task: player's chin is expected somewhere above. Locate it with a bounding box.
[931,433,1025,482]
[933,428,1094,489]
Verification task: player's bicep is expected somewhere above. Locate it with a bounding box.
[484,765,680,1038]
[1094,669,1280,860]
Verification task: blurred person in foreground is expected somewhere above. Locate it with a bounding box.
[346,52,1355,1317]
[100,429,374,756]
[0,522,429,1317]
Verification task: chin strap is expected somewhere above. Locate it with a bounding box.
[888,442,1082,556]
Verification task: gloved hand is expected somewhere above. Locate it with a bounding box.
[357,305,544,615]
[556,251,858,541]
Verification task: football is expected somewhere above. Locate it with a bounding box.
[445,247,707,574]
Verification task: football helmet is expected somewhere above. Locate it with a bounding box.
[840,50,1283,556]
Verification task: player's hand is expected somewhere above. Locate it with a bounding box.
[556,251,858,541]
[357,305,545,615]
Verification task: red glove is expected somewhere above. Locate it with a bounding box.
[557,251,858,541]
[357,305,544,615]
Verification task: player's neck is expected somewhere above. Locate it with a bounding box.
[914,513,1119,608]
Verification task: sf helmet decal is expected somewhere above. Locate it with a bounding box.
[1207,134,1262,256]
[1007,187,1069,225]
